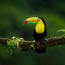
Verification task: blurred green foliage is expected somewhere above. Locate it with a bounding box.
[0,0,65,65]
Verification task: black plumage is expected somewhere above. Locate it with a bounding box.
[33,17,47,41]
[33,17,47,54]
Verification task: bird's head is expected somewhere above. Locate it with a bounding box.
[24,17,45,34]
[24,17,40,24]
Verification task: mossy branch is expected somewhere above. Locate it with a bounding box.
[0,35,65,52]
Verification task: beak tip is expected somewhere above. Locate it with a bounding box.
[24,21,27,24]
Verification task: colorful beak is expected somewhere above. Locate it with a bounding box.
[24,17,40,24]
[24,20,38,24]
[24,21,27,24]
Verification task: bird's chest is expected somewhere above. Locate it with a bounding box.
[35,22,45,34]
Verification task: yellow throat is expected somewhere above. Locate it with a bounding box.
[35,19,45,34]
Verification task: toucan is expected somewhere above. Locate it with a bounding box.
[24,17,47,54]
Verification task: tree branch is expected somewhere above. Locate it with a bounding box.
[0,36,65,52]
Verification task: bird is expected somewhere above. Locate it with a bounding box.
[24,17,47,54]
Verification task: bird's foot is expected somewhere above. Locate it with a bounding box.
[33,40,36,42]
[44,38,48,41]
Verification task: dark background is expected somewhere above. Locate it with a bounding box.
[0,0,65,65]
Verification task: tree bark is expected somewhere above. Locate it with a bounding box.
[0,36,65,51]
